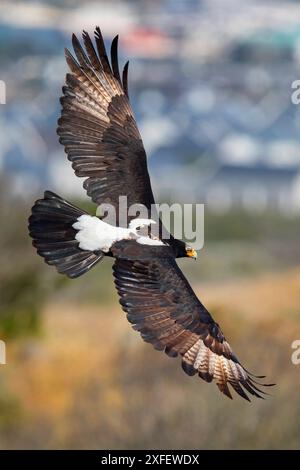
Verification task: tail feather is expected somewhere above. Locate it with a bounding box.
[28,191,104,278]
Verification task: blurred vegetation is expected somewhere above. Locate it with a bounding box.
[205,209,300,243]
[1,184,300,340]
[0,188,46,340]
[0,187,300,448]
[0,266,299,449]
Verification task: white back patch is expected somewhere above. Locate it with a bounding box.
[73,215,164,252]
[136,236,164,246]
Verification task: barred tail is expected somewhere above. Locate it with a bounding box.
[28,191,104,278]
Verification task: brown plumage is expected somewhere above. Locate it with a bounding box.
[57,29,154,218]
[28,28,274,401]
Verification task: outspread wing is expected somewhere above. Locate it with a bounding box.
[112,242,271,401]
[57,28,155,220]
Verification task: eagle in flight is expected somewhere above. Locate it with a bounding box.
[28,27,272,401]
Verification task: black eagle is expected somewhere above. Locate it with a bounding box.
[28,28,272,401]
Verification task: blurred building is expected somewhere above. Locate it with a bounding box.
[1,0,300,214]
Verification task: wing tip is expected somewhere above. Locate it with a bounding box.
[181,360,197,376]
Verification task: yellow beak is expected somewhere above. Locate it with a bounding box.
[186,248,197,259]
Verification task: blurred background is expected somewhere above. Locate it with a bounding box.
[1,0,300,450]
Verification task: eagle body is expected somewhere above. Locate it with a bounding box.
[28,28,272,401]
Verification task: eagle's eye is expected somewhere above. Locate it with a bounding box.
[186,247,197,259]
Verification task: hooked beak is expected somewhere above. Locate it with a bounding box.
[186,248,197,260]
